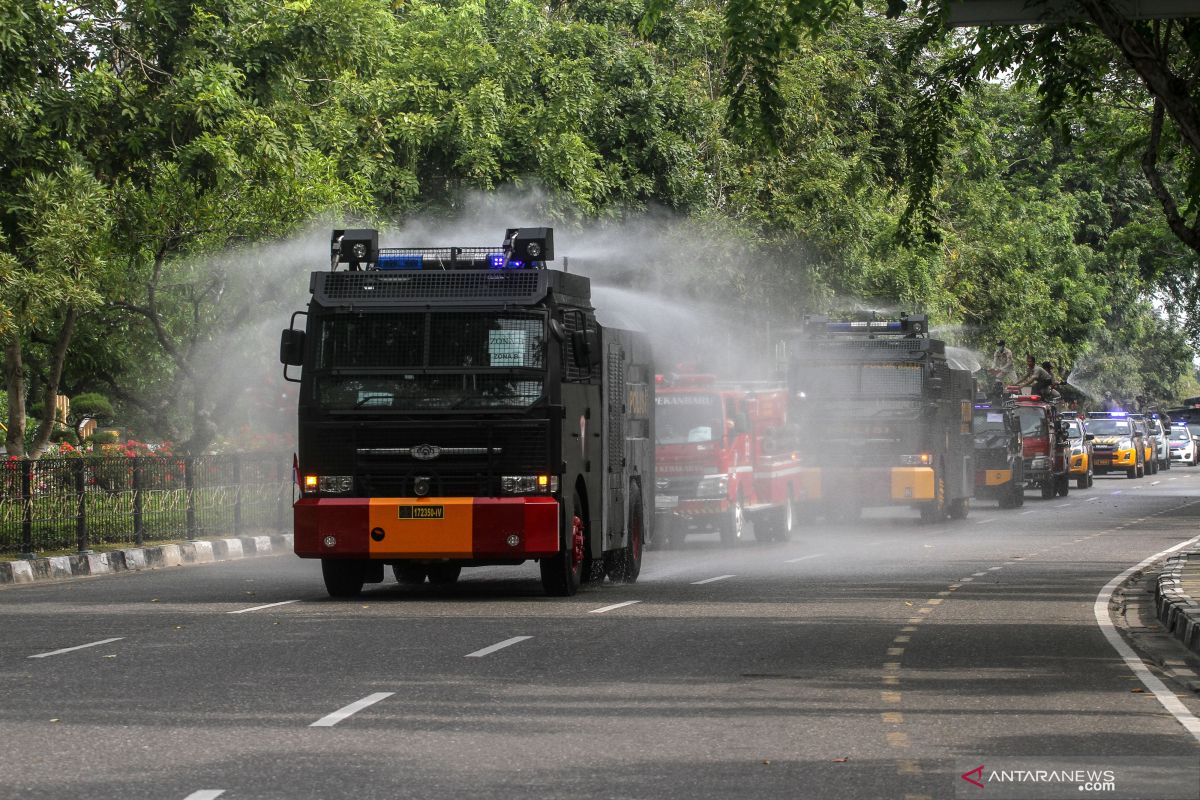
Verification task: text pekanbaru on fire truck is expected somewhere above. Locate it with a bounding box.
[653,374,817,547]
[784,315,975,522]
[279,227,653,598]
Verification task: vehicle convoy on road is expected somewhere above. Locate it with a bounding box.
[1087,411,1145,478]
[971,392,1025,508]
[279,227,654,598]
[653,374,814,547]
[784,315,975,522]
[1013,394,1071,498]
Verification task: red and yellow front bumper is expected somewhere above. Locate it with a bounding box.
[295,497,559,560]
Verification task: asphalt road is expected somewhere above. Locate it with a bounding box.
[3,472,1200,799]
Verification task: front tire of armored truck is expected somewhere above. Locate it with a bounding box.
[948,497,969,520]
[322,559,365,598]
[541,503,584,597]
[1040,479,1055,499]
[392,564,426,585]
[606,484,644,584]
[920,473,947,523]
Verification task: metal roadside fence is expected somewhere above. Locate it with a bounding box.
[0,453,292,557]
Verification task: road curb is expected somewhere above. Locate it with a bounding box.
[1155,550,1200,656]
[0,534,294,587]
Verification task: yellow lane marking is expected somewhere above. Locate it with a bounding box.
[882,675,900,685]
[881,691,902,704]
[881,711,904,724]
[887,647,905,656]
[926,598,943,606]
[893,635,910,643]
[884,662,902,671]
[897,760,921,775]
[901,626,918,632]
[887,731,911,748]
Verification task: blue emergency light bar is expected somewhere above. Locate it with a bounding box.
[377,253,424,270]
[811,314,929,336]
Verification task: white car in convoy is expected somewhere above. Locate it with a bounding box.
[1169,424,1197,466]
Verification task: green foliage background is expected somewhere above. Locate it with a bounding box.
[1,0,1196,451]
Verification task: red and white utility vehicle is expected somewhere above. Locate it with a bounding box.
[653,374,817,547]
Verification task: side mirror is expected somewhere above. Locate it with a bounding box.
[280,329,305,366]
[1085,433,1095,442]
[571,329,602,370]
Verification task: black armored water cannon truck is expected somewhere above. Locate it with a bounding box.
[280,227,653,597]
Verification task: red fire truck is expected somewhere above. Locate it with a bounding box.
[653,374,818,547]
[1012,394,1071,499]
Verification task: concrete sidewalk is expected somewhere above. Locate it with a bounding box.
[1155,550,1200,656]
[0,533,294,586]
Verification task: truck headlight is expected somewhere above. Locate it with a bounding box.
[1030,456,1048,470]
[318,475,353,494]
[696,475,728,498]
[900,453,932,466]
[501,475,558,494]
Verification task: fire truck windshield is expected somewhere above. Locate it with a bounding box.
[656,393,724,445]
[1016,407,1048,437]
[312,311,546,411]
[792,362,923,398]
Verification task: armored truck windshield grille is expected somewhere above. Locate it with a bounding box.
[313,311,546,411]
[792,363,923,398]
[315,312,545,370]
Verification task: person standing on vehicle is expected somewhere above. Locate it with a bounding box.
[1102,391,1120,412]
[991,340,1014,383]
[1015,354,1054,397]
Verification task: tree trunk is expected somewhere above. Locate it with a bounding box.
[4,341,26,457]
[29,305,78,458]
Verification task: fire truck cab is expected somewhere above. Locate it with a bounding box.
[654,375,816,547]
[1013,395,1071,498]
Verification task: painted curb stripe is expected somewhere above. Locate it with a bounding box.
[1094,526,1200,743]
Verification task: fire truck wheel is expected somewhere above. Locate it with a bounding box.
[1076,474,1088,490]
[426,564,461,585]
[720,496,745,545]
[321,559,365,598]
[774,496,795,542]
[1040,479,1055,499]
[392,564,427,585]
[541,508,584,597]
[1056,473,1069,497]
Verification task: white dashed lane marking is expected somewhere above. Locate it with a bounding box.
[465,636,532,658]
[785,554,824,563]
[589,600,641,614]
[182,792,225,800]
[691,574,735,585]
[310,692,395,727]
[29,638,124,659]
[227,600,300,614]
